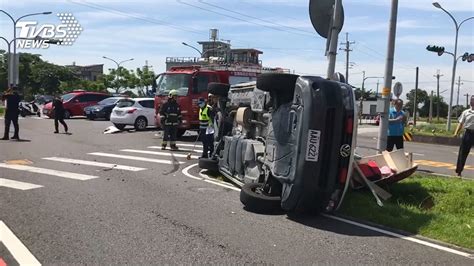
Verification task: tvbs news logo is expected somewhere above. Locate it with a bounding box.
[17,13,82,49]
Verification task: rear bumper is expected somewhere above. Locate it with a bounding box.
[110,114,135,125]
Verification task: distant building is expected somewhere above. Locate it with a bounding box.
[166,29,263,70]
[66,62,103,81]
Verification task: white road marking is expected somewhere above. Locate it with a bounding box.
[0,178,43,190]
[89,152,184,165]
[182,164,473,258]
[0,163,99,181]
[181,164,240,191]
[413,153,425,156]
[147,146,203,153]
[177,143,203,148]
[121,149,199,159]
[322,214,473,259]
[0,221,41,265]
[42,157,146,172]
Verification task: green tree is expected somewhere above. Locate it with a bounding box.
[419,95,448,118]
[136,66,155,95]
[405,89,428,116]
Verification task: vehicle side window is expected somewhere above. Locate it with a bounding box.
[76,95,89,103]
[139,100,154,108]
[92,94,108,101]
[193,74,209,93]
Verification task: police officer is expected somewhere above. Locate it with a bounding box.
[159,89,182,150]
[198,97,214,158]
[1,86,22,140]
[454,95,474,177]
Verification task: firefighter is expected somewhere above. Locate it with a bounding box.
[159,89,182,150]
[198,97,214,158]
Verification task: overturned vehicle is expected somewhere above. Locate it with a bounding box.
[199,73,357,213]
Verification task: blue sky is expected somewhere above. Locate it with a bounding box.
[1,0,473,101]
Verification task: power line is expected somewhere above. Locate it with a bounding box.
[198,0,316,36]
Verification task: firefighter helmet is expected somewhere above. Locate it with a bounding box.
[169,90,178,97]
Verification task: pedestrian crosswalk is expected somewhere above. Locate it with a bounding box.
[0,143,203,192]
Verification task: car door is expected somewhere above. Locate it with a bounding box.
[139,100,156,125]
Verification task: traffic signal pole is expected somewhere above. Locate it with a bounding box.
[377,0,398,153]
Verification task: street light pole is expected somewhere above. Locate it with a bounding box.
[102,56,134,93]
[0,10,52,86]
[182,42,202,57]
[432,2,474,131]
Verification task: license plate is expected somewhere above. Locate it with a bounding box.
[305,129,321,162]
[115,110,122,115]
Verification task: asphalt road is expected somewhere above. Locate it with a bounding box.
[357,126,474,178]
[1,117,472,264]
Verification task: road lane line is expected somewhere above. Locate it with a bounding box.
[0,221,41,265]
[121,149,199,159]
[0,178,43,190]
[177,143,203,148]
[182,164,473,258]
[147,146,203,153]
[0,163,98,181]
[42,157,146,172]
[321,214,473,259]
[181,164,240,191]
[89,152,184,165]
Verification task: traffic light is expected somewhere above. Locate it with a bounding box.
[462,52,474,63]
[426,45,445,56]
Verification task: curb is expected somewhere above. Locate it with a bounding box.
[411,135,461,146]
[332,212,474,255]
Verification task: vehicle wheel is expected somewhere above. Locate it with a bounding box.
[114,123,126,130]
[87,115,94,120]
[64,110,71,119]
[37,112,41,117]
[208,82,230,97]
[240,183,281,212]
[134,116,148,131]
[256,73,299,93]
[20,111,26,117]
[198,158,218,172]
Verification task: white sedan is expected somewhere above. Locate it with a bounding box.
[110,98,156,131]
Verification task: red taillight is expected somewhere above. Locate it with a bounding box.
[338,168,348,183]
[127,108,137,114]
[346,117,353,134]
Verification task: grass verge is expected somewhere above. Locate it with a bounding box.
[0,106,4,116]
[339,174,473,249]
[408,123,458,137]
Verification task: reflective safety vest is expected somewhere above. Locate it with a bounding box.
[199,105,212,129]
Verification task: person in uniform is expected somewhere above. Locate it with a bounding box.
[1,86,22,140]
[198,97,214,158]
[159,89,182,150]
[454,95,474,177]
[52,95,69,134]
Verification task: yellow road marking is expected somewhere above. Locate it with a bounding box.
[414,160,473,171]
[4,159,33,165]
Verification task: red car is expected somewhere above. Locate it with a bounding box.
[43,91,110,119]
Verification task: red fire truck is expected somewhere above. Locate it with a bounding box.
[153,65,287,136]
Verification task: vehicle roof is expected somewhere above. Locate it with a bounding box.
[64,91,109,95]
[119,97,154,101]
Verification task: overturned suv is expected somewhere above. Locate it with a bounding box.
[199,73,357,213]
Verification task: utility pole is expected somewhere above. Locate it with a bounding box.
[456,76,463,106]
[413,67,419,126]
[376,80,380,97]
[465,93,470,108]
[429,91,433,123]
[339,32,355,83]
[434,70,443,121]
[377,0,399,153]
[326,0,343,80]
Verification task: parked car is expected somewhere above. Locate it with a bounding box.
[34,95,54,105]
[42,91,110,119]
[84,96,125,120]
[110,98,156,130]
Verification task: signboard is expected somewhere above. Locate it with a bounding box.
[309,0,344,39]
[393,82,403,98]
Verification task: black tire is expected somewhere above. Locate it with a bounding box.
[208,82,230,97]
[198,158,218,172]
[64,110,71,119]
[20,111,27,117]
[240,183,282,212]
[256,73,299,93]
[134,116,148,131]
[87,115,95,120]
[114,123,126,130]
